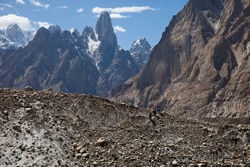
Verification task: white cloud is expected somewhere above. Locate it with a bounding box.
[114,25,126,33]
[30,0,49,9]
[3,4,14,8]
[0,14,33,31]
[16,0,25,5]
[77,8,84,13]
[92,6,156,14]
[35,21,51,29]
[0,14,52,31]
[59,5,68,9]
[110,13,129,19]
[0,3,14,10]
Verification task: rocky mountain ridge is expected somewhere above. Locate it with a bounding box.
[0,12,150,97]
[111,0,250,118]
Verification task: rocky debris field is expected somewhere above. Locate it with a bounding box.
[0,88,249,166]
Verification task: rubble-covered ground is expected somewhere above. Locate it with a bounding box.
[0,88,249,166]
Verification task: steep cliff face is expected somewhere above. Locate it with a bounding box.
[93,12,139,96]
[95,11,118,72]
[111,0,250,117]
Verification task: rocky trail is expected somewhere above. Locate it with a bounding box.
[0,88,249,166]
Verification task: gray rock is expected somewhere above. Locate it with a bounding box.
[24,86,33,92]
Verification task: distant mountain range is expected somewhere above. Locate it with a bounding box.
[111,0,250,118]
[0,12,151,97]
[0,24,34,50]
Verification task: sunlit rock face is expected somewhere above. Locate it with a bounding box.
[111,0,250,118]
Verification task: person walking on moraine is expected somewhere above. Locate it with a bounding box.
[149,106,164,127]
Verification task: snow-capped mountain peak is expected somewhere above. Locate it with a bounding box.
[0,24,35,50]
[131,38,150,50]
[130,38,151,68]
[7,24,20,31]
[6,23,27,47]
[133,37,146,46]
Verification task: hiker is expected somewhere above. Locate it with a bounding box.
[149,111,156,126]
[149,106,165,127]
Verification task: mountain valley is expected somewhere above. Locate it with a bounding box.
[0,0,249,166]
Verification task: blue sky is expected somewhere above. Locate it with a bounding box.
[0,0,188,49]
